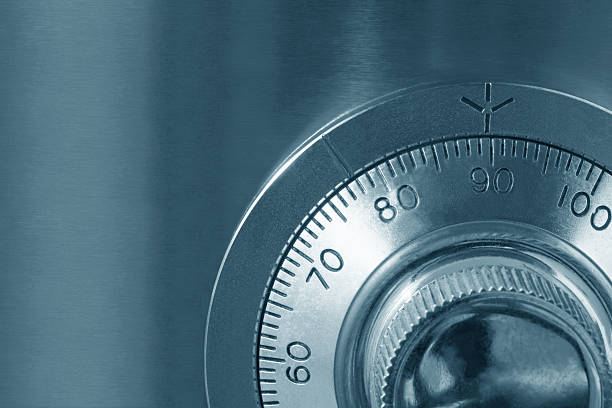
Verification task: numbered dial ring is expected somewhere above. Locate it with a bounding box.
[204,83,612,408]
[256,136,612,408]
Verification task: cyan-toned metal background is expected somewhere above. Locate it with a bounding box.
[1,1,612,407]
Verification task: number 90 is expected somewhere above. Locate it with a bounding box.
[471,167,514,194]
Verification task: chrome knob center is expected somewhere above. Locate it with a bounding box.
[393,310,589,408]
[362,245,610,408]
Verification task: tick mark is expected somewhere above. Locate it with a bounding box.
[328,201,347,222]
[268,300,293,312]
[375,166,391,192]
[291,247,313,264]
[303,227,318,240]
[279,267,296,277]
[542,146,551,175]
[259,355,286,363]
[260,332,278,340]
[431,145,441,172]
[275,277,292,287]
[319,208,332,222]
[461,83,515,134]
[396,155,407,173]
[592,170,604,195]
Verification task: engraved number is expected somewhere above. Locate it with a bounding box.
[558,185,612,231]
[306,249,343,290]
[286,341,312,384]
[592,206,612,231]
[287,341,311,361]
[374,197,396,223]
[571,192,590,217]
[374,184,419,223]
[471,167,514,194]
[470,167,489,193]
[286,366,310,384]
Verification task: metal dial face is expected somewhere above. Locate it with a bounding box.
[205,83,612,408]
[255,136,612,407]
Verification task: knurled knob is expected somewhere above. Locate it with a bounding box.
[366,264,606,408]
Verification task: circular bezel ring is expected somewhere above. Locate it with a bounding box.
[205,83,612,408]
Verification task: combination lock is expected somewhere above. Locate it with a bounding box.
[206,83,612,408]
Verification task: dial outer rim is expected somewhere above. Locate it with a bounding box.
[205,83,612,408]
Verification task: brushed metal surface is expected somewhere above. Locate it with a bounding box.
[2,1,612,407]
